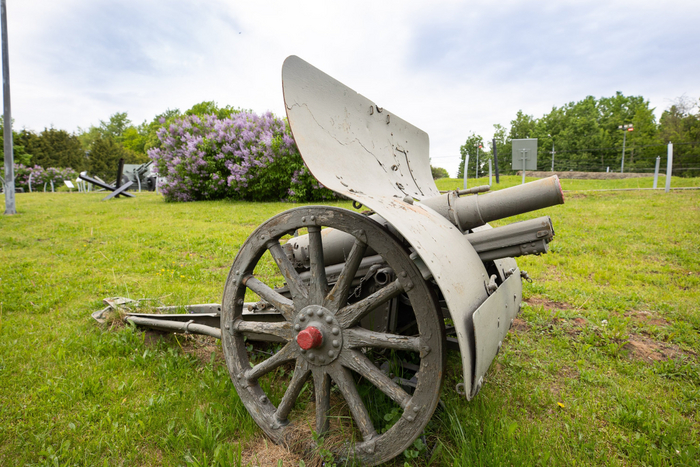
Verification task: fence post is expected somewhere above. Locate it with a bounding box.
[653,156,660,189]
[488,159,492,187]
[463,155,469,189]
[665,143,673,193]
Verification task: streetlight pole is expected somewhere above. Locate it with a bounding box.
[619,124,634,173]
[2,0,16,215]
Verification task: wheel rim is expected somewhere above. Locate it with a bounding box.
[222,206,444,466]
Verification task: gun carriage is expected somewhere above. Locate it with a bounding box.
[121,56,564,465]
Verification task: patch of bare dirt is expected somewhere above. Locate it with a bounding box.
[564,317,587,336]
[625,335,687,362]
[545,265,564,282]
[142,331,226,365]
[241,437,308,467]
[510,318,530,332]
[524,297,573,311]
[624,309,670,328]
[182,335,225,365]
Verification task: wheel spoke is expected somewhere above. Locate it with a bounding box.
[275,360,311,423]
[243,275,295,321]
[328,365,377,441]
[233,319,294,341]
[244,342,296,382]
[324,237,368,312]
[268,240,309,306]
[313,368,331,435]
[307,226,328,304]
[340,350,411,409]
[334,279,404,329]
[343,328,421,352]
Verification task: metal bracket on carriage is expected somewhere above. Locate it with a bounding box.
[91,298,288,342]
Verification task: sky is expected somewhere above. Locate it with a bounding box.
[5,0,700,177]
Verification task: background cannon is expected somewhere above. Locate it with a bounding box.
[123,56,564,465]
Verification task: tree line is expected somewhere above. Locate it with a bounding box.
[456,93,700,178]
[0,101,239,181]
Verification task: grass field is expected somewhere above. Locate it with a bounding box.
[1,177,699,466]
[435,174,700,192]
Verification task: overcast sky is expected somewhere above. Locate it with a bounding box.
[5,0,700,176]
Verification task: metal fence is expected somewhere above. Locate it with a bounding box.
[545,141,700,177]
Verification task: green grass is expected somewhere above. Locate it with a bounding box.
[1,186,699,466]
[436,174,700,191]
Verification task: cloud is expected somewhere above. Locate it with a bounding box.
[5,0,700,176]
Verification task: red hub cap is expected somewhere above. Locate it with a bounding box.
[297,326,323,350]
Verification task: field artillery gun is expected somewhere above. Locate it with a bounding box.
[123,56,564,465]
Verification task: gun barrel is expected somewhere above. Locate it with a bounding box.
[285,178,563,269]
[284,214,555,269]
[468,216,553,262]
[421,176,564,232]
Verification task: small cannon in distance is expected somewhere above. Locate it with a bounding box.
[78,160,157,200]
[123,56,564,466]
[121,161,158,192]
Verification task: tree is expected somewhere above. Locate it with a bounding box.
[184,101,241,119]
[77,125,102,152]
[99,112,132,142]
[14,128,86,171]
[0,119,34,166]
[490,124,511,176]
[88,136,146,180]
[458,133,488,179]
[472,93,663,174]
[430,165,449,179]
[659,97,700,177]
[142,108,182,153]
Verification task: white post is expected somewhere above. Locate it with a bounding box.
[665,143,673,193]
[463,154,469,189]
[476,145,480,179]
[550,140,555,171]
[521,149,526,185]
[653,156,660,189]
[620,129,627,173]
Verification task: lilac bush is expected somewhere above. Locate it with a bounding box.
[12,164,77,191]
[147,111,336,202]
[13,164,33,189]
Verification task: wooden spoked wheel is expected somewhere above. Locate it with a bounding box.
[221,206,444,466]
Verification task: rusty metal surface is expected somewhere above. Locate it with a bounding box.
[283,56,493,398]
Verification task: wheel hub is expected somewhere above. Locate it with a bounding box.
[293,305,342,365]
